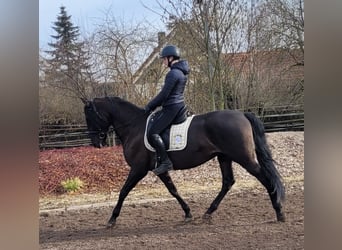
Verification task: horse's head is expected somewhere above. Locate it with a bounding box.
[83,99,110,148]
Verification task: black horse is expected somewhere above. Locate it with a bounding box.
[83,96,285,228]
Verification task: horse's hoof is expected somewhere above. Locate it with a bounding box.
[202,213,212,220]
[277,213,286,222]
[184,217,193,223]
[106,220,116,229]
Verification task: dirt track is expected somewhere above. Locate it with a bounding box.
[39,132,304,249]
[39,182,303,249]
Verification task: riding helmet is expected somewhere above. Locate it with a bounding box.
[160,45,181,59]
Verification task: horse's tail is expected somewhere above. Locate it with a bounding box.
[244,112,285,203]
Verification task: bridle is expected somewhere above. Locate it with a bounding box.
[86,101,111,140]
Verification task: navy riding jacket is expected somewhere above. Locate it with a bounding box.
[146,60,190,111]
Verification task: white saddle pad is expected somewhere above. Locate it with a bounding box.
[144,114,195,152]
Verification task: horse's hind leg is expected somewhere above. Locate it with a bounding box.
[204,156,235,219]
[158,172,192,221]
[241,160,285,222]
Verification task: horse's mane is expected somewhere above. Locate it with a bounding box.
[107,96,143,112]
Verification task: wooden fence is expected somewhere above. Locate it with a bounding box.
[39,107,303,150]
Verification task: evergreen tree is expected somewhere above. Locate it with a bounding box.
[45,6,90,98]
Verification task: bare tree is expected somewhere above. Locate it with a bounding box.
[256,0,304,106]
[256,0,304,59]
[90,12,157,102]
[223,0,304,112]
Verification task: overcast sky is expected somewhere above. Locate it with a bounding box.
[39,0,166,49]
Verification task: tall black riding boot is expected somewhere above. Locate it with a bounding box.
[150,134,173,175]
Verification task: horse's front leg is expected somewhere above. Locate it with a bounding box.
[107,169,147,228]
[158,172,192,222]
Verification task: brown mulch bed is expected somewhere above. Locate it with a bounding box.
[39,146,130,195]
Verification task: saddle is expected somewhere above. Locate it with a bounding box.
[144,106,195,152]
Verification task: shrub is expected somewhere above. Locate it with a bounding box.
[61,177,84,193]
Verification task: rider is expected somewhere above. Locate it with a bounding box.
[144,44,190,175]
